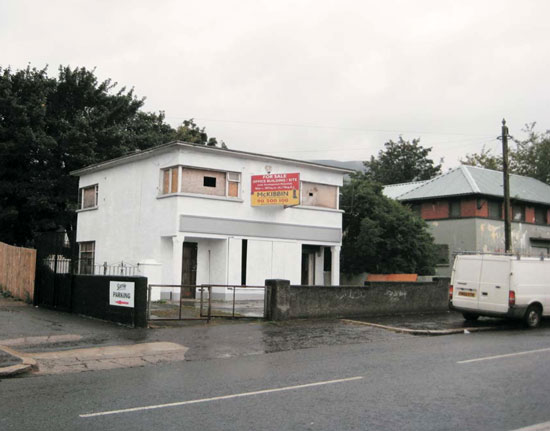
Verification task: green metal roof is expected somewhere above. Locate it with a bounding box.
[383,180,428,199]
[383,165,550,206]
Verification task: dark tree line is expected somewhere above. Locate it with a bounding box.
[0,65,222,246]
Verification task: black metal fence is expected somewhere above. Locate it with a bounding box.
[34,229,139,310]
[41,257,138,276]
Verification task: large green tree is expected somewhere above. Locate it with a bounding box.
[364,136,442,185]
[340,174,437,275]
[0,65,221,246]
[461,123,550,185]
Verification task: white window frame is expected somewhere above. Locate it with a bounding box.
[160,166,181,195]
[79,184,98,209]
[78,241,95,275]
[226,171,241,198]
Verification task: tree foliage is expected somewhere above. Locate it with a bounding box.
[363,136,442,185]
[174,119,227,148]
[0,65,223,246]
[461,123,550,185]
[340,174,437,275]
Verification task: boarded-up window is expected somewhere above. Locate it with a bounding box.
[171,168,178,193]
[181,168,226,196]
[79,184,98,209]
[228,172,240,197]
[301,182,337,209]
[161,167,179,194]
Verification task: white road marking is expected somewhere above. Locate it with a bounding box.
[80,376,364,418]
[458,347,550,364]
[509,419,550,430]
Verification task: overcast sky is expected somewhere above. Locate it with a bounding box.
[2,0,550,169]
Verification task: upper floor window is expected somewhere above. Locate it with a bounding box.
[512,204,525,222]
[488,200,502,219]
[449,200,461,218]
[409,203,421,217]
[161,166,241,198]
[162,167,179,194]
[301,182,338,209]
[227,172,240,197]
[78,184,98,209]
[535,207,548,225]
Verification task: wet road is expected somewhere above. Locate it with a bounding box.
[3,320,550,430]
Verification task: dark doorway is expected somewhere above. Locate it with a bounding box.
[182,242,198,298]
[241,239,248,286]
[301,245,318,285]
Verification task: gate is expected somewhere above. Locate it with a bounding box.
[34,229,76,310]
[147,284,266,321]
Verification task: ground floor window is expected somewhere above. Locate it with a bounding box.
[435,244,450,266]
[531,239,550,256]
[78,241,95,274]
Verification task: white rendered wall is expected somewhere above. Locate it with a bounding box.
[75,145,345,287]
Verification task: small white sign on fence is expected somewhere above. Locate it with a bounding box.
[109,281,135,308]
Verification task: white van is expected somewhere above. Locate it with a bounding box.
[449,253,550,328]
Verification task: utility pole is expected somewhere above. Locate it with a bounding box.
[502,119,512,253]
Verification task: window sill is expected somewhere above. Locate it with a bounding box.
[293,205,343,213]
[76,206,98,213]
[157,192,243,203]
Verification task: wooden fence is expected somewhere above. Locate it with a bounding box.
[0,242,36,302]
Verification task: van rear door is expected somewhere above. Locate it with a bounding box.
[452,255,482,311]
[478,256,510,313]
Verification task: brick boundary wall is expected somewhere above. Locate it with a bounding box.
[265,278,450,321]
[0,242,36,302]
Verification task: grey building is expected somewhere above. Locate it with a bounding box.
[384,165,550,276]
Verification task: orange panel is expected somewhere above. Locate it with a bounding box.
[163,170,170,194]
[228,181,239,197]
[366,274,418,282]
[171,168,178,193]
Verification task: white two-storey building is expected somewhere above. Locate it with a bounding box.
[72,142,350,298]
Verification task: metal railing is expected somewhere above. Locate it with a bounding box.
[41,257,138,276]
[147,284,266,321]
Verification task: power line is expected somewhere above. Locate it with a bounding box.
[265,137,498,155]
[164,115,495,138]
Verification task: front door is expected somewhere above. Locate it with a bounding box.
[301,246,317,285]
[182,242,197,298]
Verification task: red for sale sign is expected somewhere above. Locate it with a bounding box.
[251,173,300,206]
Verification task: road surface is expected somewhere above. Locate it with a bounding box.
[2,322,550,431]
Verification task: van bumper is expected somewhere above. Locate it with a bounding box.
[449,302,527,319]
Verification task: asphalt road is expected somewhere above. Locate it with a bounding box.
[2,323,550,431]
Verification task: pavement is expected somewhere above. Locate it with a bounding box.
[343,310,522,335]
[0,296,530,378]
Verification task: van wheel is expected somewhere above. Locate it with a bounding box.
[524,305,542,328]
[462,313,479,321]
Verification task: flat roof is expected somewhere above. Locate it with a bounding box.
[71,141,355,176]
